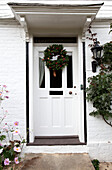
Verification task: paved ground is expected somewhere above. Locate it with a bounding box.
[100,162,112,170]
[15,153,94,170]
[4,153,112,170]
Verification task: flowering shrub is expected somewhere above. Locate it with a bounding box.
[0,85,25,169]
[0,85,9,101]
[86,72,112,121]
[86,40,112,127]
[0,119,25,169]
[102,42,112,71]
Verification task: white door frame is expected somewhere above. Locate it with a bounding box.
[28,35,85,143]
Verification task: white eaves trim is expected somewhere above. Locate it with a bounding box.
[7,2,103,39]
[1,1,112,20]
[82,17,92,38]
[8,2,103,15]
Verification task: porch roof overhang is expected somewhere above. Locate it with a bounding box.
[8,2,104,41]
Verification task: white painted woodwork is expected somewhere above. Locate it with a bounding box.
[34,45,79,136]
[7,2,103,37]
[78,36,84,142]
[1,1,112,22]
[29,36,34,142]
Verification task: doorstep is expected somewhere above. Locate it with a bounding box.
[24,145,88,154]
[27,135,86,146]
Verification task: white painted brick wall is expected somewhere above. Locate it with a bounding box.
[86,22,112,142]
[0,25,26,138]
[0,6,112,161]
[88,143,112,162]
[85,22,112,161]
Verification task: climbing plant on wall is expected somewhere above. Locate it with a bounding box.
[86,27,112,127]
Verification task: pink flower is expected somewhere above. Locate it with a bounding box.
[3,125,8,132]
[14,121,19,126]
[14,146,21,153]
[3,85,7,88]
[4,96,9,99]
[13,129,20,135]
[14,157,19,164]
[6,90,9,93]
[4,158,11,166]
[3,115,6,118]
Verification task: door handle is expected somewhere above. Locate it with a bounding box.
[80,84,84,90]
[69,91,72,95]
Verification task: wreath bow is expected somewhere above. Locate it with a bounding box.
[43,44,69,71]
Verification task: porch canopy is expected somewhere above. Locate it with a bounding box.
[8,2,103,39]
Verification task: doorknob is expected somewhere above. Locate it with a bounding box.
[69,91,72,95]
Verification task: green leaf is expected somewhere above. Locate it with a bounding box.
[86,69,112,123]
[0,135,6,141]
[22,139,26,143]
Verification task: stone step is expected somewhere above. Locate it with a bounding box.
[31,135,84,145]
[17,153,95,170]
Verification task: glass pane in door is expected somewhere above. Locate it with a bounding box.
[67,54,73,88]
[39,52,45,88]
[50,70,62,88]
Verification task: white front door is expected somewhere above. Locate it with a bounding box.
[34,45,79,136]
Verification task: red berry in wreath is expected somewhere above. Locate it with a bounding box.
[43,44,69,71]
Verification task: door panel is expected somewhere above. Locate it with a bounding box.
[34,46,78,136]
[64,98,74,127]
[52,97,62,127]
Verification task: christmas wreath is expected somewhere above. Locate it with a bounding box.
[43,44,69,70]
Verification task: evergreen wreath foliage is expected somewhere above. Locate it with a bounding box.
[43,44,69,70]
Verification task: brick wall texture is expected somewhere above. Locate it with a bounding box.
[0,25,26,137]
[0,20,112,161]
